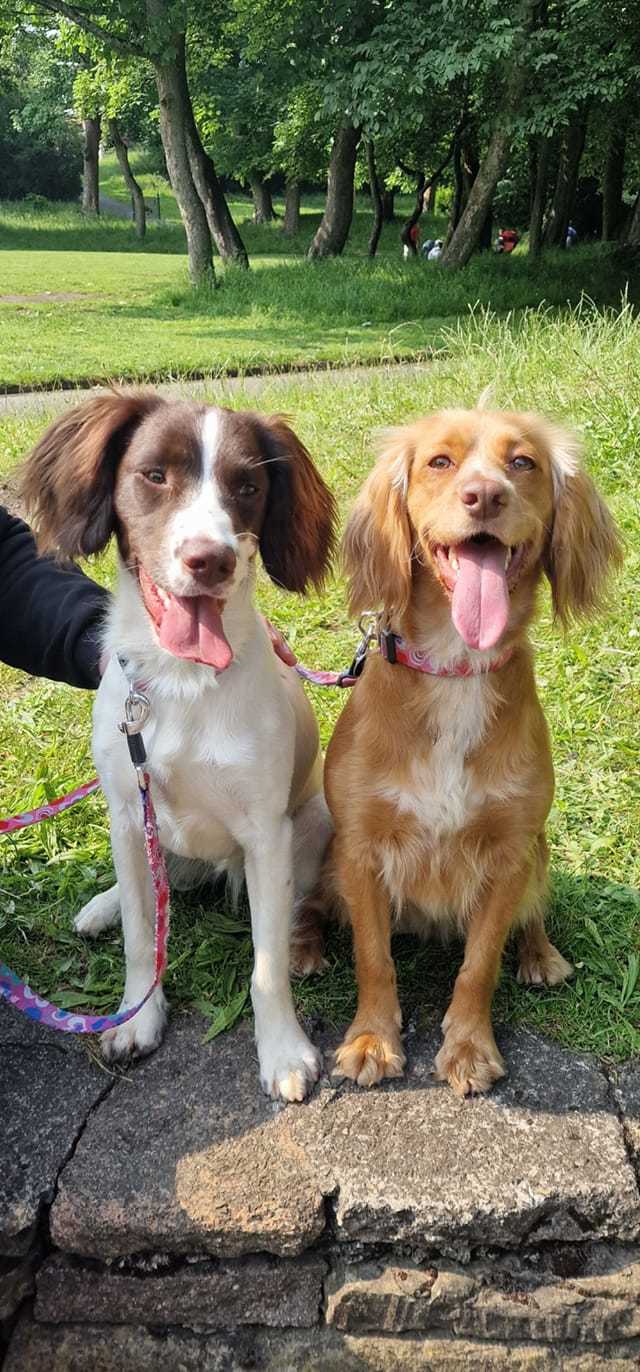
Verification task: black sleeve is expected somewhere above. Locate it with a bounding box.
[0,506,110,690]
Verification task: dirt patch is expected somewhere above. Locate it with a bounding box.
[0,292,91,305]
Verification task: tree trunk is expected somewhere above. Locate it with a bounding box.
[366,140,384,258]
[440,124,514,268]
[248,173,275,223]
[625,190,640,245]
[460,133,479,204]
[400,173,426,254]
[602,122,626,240]
[543,115,587,247]
[382,189,395,222]
[440,51,529,270]
[282,179,300,235]
[528,134,552,257]
[446,139,464,245]
[307,121,361,259]
[82,116,100,215]
[108,118,146,238]
[176,41,248,268]
[147,4,214,285]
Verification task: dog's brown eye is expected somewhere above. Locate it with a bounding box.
[238,482,258,498]
[510,455,535,471]
[429,455,453,470]
[143,469,166,485]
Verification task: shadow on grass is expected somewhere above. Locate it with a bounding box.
[166,867,639,1063]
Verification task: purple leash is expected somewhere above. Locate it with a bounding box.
[0,685,171,1035]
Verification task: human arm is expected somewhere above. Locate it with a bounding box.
[0,506,109,689]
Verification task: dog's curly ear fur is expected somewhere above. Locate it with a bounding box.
[20,390,165,559]
[543,423,623,626]
[257,414,336,592]
[343,430,415,617]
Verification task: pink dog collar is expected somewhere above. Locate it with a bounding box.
[379,628,514,677]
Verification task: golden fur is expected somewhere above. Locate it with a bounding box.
[313,409,622,1096]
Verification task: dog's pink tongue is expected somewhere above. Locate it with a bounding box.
[158,594,233,670]
[451,541,510,651]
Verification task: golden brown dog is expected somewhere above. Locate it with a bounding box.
[319,408,622,1096]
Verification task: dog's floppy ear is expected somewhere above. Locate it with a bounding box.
[543,423,623,625]
[257,414,336,592]
[20,389,164,559]
[344,430,415,617]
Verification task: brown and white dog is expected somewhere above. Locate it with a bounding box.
[21,391,335,1102]
[319,408,621,1096]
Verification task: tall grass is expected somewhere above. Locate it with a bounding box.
[172,244,637,326]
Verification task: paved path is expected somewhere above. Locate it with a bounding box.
[1,1001,639,1367]
[0,360,430,420]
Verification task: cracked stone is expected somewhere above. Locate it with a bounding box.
[50,1019,640,1261]
[0,1250,39,1331]
[51,1016,326,1258]
[617,1062,640,1175]
[0,1011,108,1257]
[289,1027,640,1255]
[35,1252,325,1329]
[6,1316,640,1370]
[326,1243,640,1343]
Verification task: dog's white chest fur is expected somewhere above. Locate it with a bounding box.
[380,675,497,837]
[93,581,294,865]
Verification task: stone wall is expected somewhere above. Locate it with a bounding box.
[2,1007,639,1369]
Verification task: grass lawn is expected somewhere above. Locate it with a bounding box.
[1,157,637,389]
[0,302,638,1060]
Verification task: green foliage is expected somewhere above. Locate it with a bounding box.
[0,25,82,201]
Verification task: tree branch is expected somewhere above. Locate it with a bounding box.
[30,0,144,57]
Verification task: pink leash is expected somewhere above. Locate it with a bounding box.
[0,680,170,1034]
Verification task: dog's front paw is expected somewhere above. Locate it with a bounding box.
[434,1018,505,1097]
[333,1027,405,1088]
[257,1027,322,1103]
[517,939,573,987]
[101,989,167,1064]
[75,885,120,938]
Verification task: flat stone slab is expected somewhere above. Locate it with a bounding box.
[289,1028,640,1255]
[326,1243,640,1344]
[617,1062,640,1172]
[49,1017,640,1260]
[0,1007,108,1257]
[0,1001,85,1050]
[51,1017,326,1259]
[7,1316,640,1370]
[36,1252,325,1330]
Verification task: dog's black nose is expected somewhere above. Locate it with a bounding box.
[460,478,507,519]
[180,538,236,586]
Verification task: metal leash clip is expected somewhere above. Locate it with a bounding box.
[341,611,379,683]
[119,689,151,784]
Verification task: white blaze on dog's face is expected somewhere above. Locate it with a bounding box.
[20,391,336,672]
[112,405,272,669]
